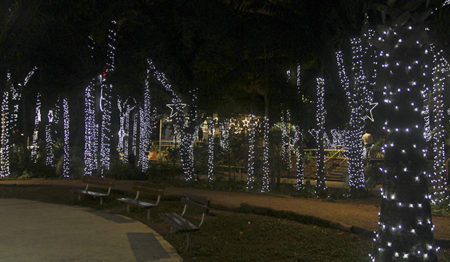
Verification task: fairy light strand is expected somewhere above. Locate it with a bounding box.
[0,90,10,177]
[246,114,256,190]
[62,98,70,178]
[315,77,327,196]
[84,80,97,176]
[295,64,305,190]
[147,59,197,181]
[99,20,117,176]
[429,43,448,205]
[261,115,270,192]
[207,117,215,182]
[31,93,41,163]
[45,110,55,167]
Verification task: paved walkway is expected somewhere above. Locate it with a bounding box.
[1,179,449,242]
[0,198,181,262]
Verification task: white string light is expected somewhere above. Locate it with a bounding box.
[281,108,292,169]
[315,77,327,196]
[139,60,155,173]
[219,118,230,152]
[45,110,54,167]
[429,44,448,205]
[261,115,270,192]
[99,20,117,176]
[335,33,378,193]
[31,93,41,163]
[84,80,97,176]
[370,24,438,262]
[295,64,305,190]
[246,114,256,190]
[207,117,215,182]
[294,127,305,190]
[147,59,197,181]
[62,98,70,178]
[132,111,138,159]
[117,98,135,163]
[0,90,10,177]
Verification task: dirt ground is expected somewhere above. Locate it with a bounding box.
[1,178,448,242]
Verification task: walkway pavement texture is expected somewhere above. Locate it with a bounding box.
[0,198,181,262]
[1,179,449,243]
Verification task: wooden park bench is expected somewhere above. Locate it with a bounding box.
[161,193,209,250]
[72,176,115,206]
[117,182,165,220]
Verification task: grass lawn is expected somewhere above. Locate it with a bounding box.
[0,184,448,262]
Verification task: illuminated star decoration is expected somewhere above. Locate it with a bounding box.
[166,103,186,118]
[362,102,378,122]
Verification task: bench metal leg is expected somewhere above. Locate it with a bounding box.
[78,194,81,201]
[100,198,103,206]
[126,205,130,214]
[186,232,191,251]
[146,209,150,220]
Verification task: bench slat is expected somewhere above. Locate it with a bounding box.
[162,213,198,232]
[117,198,157,208]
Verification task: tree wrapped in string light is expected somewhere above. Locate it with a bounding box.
[207,117,215,182]
[31,93,41,163]
[335,32,378,194]
[84,80,97,176]
[428,44,448,206]
[139,60,155,173]
[246,114,256,190]
[45,110,55,167]
[370,18,438,262]
[62,98,70,178]
[147,59,197,181]
[295,64,305,190]
[219,118,230,152]
[315,77,327,196]
[0,90,10,177]
[99,20,117,175]
[261,115,270,192]
[294,127,305,190]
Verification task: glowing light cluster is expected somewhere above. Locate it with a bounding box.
[261,116,270,192]
[246,114,256,190]
[0,91,10,177]
[31,93,41,162]
[314,77,327,196]
[207,118,215,182]
[84,80,97,176]
[429,44,448,205]
[62,98,70,178]
[45,110,54,167]
[370,25,438,262]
